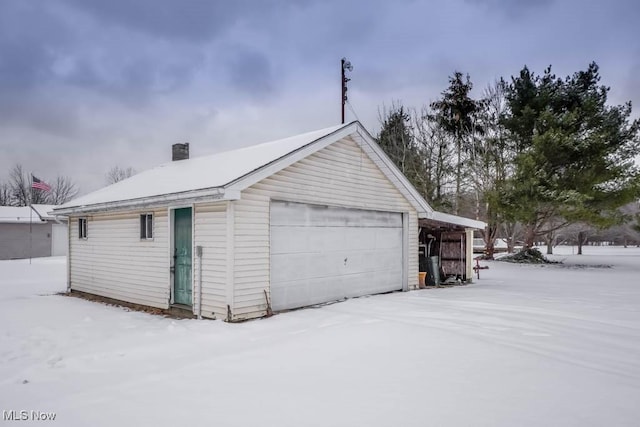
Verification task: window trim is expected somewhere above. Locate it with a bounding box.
[140,213,154,240]
[78,217,88,240]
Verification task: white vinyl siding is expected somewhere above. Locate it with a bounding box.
[193,202,227,319]
[69,210,169,308]
[232,136,419,321]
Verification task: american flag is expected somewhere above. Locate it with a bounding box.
[31,175,51,192]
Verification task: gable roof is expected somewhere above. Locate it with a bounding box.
[55,121,433,216]
[56,123,346,213]
[53,121,484,229]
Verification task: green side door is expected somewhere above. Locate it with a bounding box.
[173,207,192,306]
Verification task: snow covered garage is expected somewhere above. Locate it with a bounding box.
[55,121,482,321]
[0,204,67,260]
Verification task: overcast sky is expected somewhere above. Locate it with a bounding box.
[1,0,639,195]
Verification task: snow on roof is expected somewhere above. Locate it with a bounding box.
[431,211,486,230]
[31,204,58,220]
[53,121,484,230]
[59,124,345,210]
[0,206,46,224]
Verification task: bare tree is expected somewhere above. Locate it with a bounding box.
[502,221,522,253]
[412,106,455,210]
[6,164,76,205]
[8,164,49,205]
[0,181,11,206]
[467,80,513,258]
[9,164,30,206]
[542,218,567,254]
[106,166,135,185]
[48,176,78,204]
[600,201,640,247]
[560,223,596,255]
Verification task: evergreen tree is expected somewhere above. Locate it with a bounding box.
[500,63,640,248]
[430,72,484,214]
[377,105,426,197]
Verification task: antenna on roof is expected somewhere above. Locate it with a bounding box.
[341,57,353,124]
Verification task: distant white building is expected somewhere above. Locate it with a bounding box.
[473,238,509,253]
[55,121,485,321]
[0,204,67,260]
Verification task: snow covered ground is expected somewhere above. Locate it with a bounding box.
[1,246,639,426]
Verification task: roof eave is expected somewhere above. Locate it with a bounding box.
[422,211,487,230]
[54,187,237,215]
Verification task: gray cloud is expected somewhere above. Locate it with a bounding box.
[59,0,316,42]
[59,0,237,42]
[0,0,207,137]
[622,54,640,111]
[1,0,639,194]
[0,92,80,137]
[63,55,201,106]
[464,0,555,17]
[0,1,72,93]
[227,49,276,98]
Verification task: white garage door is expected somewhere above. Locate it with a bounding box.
[270,201,403,311]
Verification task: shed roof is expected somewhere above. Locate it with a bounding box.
[430,211,486,230]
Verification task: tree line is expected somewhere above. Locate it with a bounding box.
[2,62,638,254]
[377,62,640,257]
[0,164,78,206]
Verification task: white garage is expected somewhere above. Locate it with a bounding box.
[270,201,404,311]
[57,120,484,321]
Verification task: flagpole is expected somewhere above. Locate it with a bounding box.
[29,177,32,265]
[29,173,51,264]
